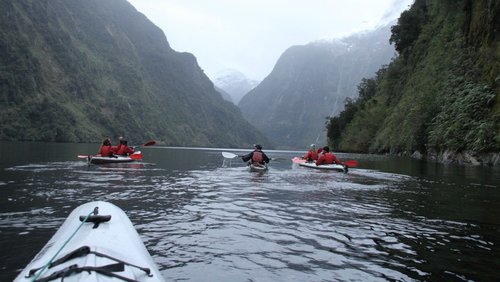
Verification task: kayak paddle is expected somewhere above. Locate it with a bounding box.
[222,152,240,159]
[342,160,358,167]
[270,157,286,161]
[132,140,156,149]
[222,152,283,161]
[142,140,156,146]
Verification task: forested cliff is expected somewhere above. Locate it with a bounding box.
[0,0,270,147]
[327,0,499,165]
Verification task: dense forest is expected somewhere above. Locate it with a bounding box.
[0,0,270,147]
[327,0,499,165]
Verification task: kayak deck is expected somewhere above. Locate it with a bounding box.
[249,163,268,172]
[15,201,163,281]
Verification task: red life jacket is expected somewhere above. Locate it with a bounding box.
[316,152,338,165]
[304,150,318,161]
[116,145,134,155]
[252,151,264,163]
[99,145,114,157]
[115,144,124,154]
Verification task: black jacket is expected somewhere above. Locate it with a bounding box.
[241,150,270,164]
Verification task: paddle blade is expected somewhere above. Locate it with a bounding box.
[130,153,143,160]
[222,152,238,159]
[142,140,156,146]
[77,155,90,159]
[342,160,358,167]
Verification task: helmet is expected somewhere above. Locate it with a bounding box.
[310,144,315,148]
[254,144,262,150]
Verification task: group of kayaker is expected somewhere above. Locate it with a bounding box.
[240,143,342,167]
[303,144,342,166]
[98,137,135,157]
[95,138,341,168]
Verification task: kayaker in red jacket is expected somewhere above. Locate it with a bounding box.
[115,139,135,156]
[303,144,318,161]
[242,144,270,165]
[98,138,115,157]
[316,146,341,165]
[113,136,124,153]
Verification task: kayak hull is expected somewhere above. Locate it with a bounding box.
[293,157,347,172]
[89,156,136,164]
[15,201,163,281]
[88,151,142,165]
[298,162,347,172]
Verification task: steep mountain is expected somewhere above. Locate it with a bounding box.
[214,86,233,103]
[238,24,396,149]
[0,0,270,148]
[213,70,259,105]
[327,0,499,165]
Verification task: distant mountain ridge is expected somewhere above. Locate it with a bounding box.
[0,0,270,148]
[238,24,396,149]
[213,70,259,105]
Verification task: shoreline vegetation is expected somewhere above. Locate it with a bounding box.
[326,0,499,166]
[410,150,499,167]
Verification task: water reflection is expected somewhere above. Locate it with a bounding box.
[0,144,499,281]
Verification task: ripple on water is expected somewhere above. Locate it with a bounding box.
[124,167,422,281]
[2,159,497,281]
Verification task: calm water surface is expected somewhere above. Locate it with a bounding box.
[0,141,499,281]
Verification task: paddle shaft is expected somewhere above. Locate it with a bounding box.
[141,140,156,146]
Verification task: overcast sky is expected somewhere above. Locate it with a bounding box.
[126,0,413,81]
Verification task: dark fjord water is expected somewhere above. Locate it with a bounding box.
[0,141,499,281]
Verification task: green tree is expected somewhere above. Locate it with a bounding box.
[390,0,428,55]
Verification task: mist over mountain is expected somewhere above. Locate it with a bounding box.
[0,0,270,148]
[238,24,396,149]
[213,70,259,105]
[378,0,413,27]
